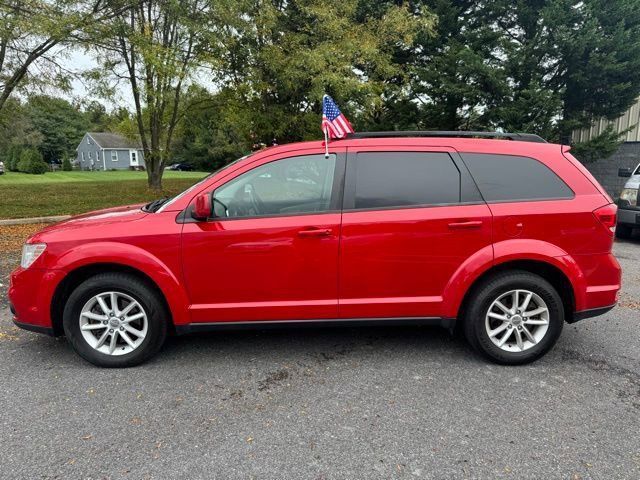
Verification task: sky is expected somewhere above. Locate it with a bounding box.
[61,47,136,109]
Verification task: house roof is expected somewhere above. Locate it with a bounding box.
[87,132,142,149]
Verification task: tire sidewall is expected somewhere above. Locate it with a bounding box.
[63,274,167,367]
[467,273,564,364]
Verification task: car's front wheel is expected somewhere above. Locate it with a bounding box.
[63,272,168,367]
[463,271,564,365]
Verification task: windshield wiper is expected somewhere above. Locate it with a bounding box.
[143,197,170,213]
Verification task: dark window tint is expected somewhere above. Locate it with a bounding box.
[462,153,573,202]
[353,152,460,209]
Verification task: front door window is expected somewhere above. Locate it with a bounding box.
[213,154,337,218]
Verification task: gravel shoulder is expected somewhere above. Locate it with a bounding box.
[1,238,639,479]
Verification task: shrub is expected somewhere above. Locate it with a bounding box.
[62,158,72,171]
[17,149,48,174]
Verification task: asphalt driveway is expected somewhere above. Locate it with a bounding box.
[1,239,639,479]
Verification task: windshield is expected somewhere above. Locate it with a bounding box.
[155,154,252,213]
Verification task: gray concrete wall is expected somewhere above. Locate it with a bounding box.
[583,142,640,198]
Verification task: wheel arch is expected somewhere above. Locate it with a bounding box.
[456,259,577,325]
[443,238,586,323]
[50,262,183,336]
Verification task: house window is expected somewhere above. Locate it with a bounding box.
[88,151,92,159]
[81,152,85,162]
[87,137,91,145]
[111,151,118,162]
[96,151,100,162]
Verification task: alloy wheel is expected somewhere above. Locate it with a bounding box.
[79,291,148,356]
[484,289,550,353]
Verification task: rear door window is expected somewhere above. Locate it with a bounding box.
[461,153,574,202]
[348,152,461,210]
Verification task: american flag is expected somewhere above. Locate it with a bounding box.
[322,95,354,139]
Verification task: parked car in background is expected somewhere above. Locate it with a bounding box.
[0,160,4,174]
[616,163,640,238]
[166,162,193,171]
[9,131,621,367]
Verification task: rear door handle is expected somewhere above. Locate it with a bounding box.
[298,228,332,238]
[448,220,483,230]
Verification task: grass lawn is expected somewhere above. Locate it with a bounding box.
[0,170,209,219]
[0,170,206,185]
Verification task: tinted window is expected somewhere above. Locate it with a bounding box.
[462,153,573,202]
[352,152,461,209]
[214,154,336,218]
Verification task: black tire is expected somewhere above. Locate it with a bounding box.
[62,272,168,367]
[615,223,633,239]
[463,270,564,365]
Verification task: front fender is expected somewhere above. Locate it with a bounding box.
[53,242,190,326]
[442,239,585,318]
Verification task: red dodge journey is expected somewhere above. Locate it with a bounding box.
[8,131,621,367]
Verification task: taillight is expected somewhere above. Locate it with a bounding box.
[593,203,617,235]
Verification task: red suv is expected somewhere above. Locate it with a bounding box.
[8,132,621,367]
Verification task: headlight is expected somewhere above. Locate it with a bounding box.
[21,243,46,269]
[619,188,638,207]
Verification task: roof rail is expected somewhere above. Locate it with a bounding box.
[345,131,547,143]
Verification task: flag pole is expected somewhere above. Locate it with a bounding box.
[324,125,330,159]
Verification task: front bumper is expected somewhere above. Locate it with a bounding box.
[618,207,640,226]
[8,266,66,335]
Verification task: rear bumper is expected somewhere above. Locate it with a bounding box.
[570,304,616,324]
[572,252,621,313]
[8,266,65,335]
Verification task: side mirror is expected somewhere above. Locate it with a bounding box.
[191,192,212,221]
[618,167,633,178]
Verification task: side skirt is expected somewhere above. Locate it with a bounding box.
[175,317,456,335]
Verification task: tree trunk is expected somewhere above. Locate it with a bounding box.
[146,150,163,190]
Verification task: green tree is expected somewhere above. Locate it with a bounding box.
[0,98,42,169]
[26,95,88,163]
[210,0,433,146]
[381,0,507,131]
[490,0,640,159]
[62,157,73,171]
[0,1,131,114]
[6,144,23,171]
[90,0,221,190]
[17,147,47,174]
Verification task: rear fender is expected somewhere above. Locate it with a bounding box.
[442,239,585,318]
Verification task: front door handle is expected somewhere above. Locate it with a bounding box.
[448,220,483,230]
[298,228,332,238]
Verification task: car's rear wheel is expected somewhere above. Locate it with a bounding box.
[463,271,564,365]
[63,272,168,367]
[615,223,633,239]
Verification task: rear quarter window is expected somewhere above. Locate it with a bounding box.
[461,153,574,202]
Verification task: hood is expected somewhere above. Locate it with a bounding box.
[623,175,640,190]
[29,204,148,241]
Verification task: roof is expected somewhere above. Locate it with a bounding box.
[87,132,142,149]
[346,131,547,143]
[243,134,561,165]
